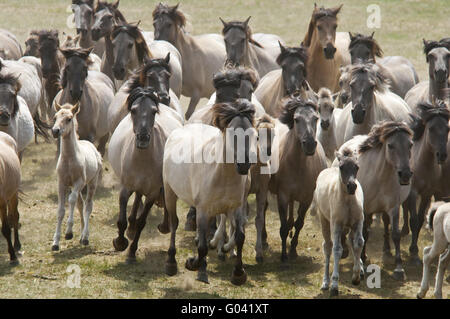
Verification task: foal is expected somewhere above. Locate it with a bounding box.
[317,87,341,163]
[51,102,102,251]
[311,147,364,296]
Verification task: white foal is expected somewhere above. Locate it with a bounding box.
[51,102,102,251]
[417,202,450,299]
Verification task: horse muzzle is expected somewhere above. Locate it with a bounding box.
[437,151,448,165]
[0,111,11,126]
[91,28,102,41]
[324,44,336,60]
[159,93,170,106]
[351,107,366,124]
[136,133,150,149]
[320,120,330,130]
[302,139,317,156]
[236,162,251,175]
[397,169,412,185]
[52,128,61,138]
[113,66,126,80]
[346,182,357,195]
[340,92,349,105]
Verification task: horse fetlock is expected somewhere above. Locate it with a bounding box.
[112,236,128,251]
[231,267,247,286]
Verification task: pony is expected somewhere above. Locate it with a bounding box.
[0,131,21,265]
[348,32,419,98]
[311,147,364,297]
[417,202,450,299]
[51,102,102,251]
[152,3,226,119]
[269,96,328,262]
[302,4,351,92]
[108,86,182,262]
[220,17,278,78]
[254,42,316,117]
[163,99,257,285]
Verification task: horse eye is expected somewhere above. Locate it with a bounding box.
[317,25,322,31]
[67,118,72,122]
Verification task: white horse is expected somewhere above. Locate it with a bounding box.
[51,102,102,251]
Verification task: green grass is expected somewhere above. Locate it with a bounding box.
[0,0,449,299]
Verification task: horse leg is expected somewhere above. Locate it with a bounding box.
[113,187,131,252]
[255,186,268,263]
[77,195,84,235]
[361,213,373,264]
[165,184,179,276]
[7,193,21,253]
[417,240,448,298]
[320,215,332,291]
[126,198,153,264]
[330,223,343,297]
[231,207,247,286]
[80,176,98,246]
[52,182,67,251]
[185,211,210,283]
[96,133,109,158]
[289,203,308,259]
[390,207,405,280]
[0,203,17,265]
[65,180,84,241]
[127,193,142,239]
[382,212,392,258]
[401,200,410,237]
[209,214,226,261]
[433,247,450,299]
[262,200,269,249]
[158,188,170,234]
[185,206,197,231]
[349,220,365,285]
[277,193,289,263]
[410,194,431,265]
[185,93,201,120]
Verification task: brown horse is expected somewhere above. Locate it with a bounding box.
[302,4,350,93]
[269,96,327,262]
[348,32,419,98]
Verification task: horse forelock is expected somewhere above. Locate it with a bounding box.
[152,3,186,27]
[213,66,259,90]
[127,57,172,93]
[276,46,308,67]
[350,63,390,93]
[411,102,450,141]
[256,114,275,129]
[212,99,256,131]
[222,21,263,48]
[60,47,93,65]
[279,96,317,129]
[72,0,94,7]
[95,1,126,23]
[424,38,450,56]
[126,87,160,111]
[349,33,383,58]
[359,121,412,153]
[112,24,152,62]
[38,30,59,45]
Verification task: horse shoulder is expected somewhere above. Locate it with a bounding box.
[254,69,283,116]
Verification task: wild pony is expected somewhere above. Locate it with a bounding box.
[0,29,22,60]
[220,17,278,78]
[71,0,105,56]
[335,64,351,107]
[51,102,102,251]
[348,32,419,98]
[107,54,183,135]
[336,63,411,147]
[405,38,450,109]
[302,4,351,92]
[311,147,364,297]
[269,96,328,262]
[254,43,316,117]
[0,72,34,159]
[152,3,226,119]
[317,87,342,163]
[417,202,450,299]
[402,102,449,262]
[337,121,413,279]
[108,87,182,262]
[163,99,257,285]
[93,1,183,96]
[53,47,114,156]
[0,132,21,265]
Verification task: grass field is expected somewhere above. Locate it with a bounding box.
[0,0,449,299]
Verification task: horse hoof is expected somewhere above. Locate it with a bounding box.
[65,233,73,240]
[165,262,178,276]
[112,237,128,252]
[329,287,339,297]
[197,271,209,284]
[218,254,226,262]
[14,244,22,252]
[9,259,19,266]
[157,223,170,234]
[321,284,329,291]
[352,277,361,286]
[125,256,137,265]
[288,250,298,260]
[184,219,196,232]
[185,257,198,271]
[256,256,264,264]
[409,255,422,267]
[416,293,424,299]
[231,269,247,286]
[81,239,89,246]
[51,245,59,251]
[393,269,405,281]
[208,241,217,249]
[280,254,288,263]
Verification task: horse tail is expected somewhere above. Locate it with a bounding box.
[426,203,443,231]
[33,110,51,142]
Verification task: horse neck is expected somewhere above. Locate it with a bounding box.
[243,42,257,69]
[174,27,196,60]
[360,146,394,185]
[79,23,93,49]
[283,129,307,166]
[102,34,115,81]
[413,130,438,173]
[60,125,81,160]
[429,77,448,103]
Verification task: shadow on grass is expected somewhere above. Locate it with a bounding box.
[161,287,224,299]
[51,245,95,264]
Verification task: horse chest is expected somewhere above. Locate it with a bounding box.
[57,160,85,186]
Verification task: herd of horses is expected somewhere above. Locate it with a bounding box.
[0,0,449,299]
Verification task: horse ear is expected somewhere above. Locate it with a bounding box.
[113,0,120,9]
[171,3,179,12]
[55,101,62,112]
[332,92,339,101]
[335,151,342,162]
[332,4,343,16]
[219,17,227,28]
[349,32,355,41]
[244,16,251,28]
[164,52,170,64]
[278,41,285,52]
[72,102,80,115]
[423,38,430,47]
[370,31,375,38]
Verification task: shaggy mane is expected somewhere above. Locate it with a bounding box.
[72,0,94,7]
[276,44,308,78]
[221,20,263,48]
[126,87,160,111]
[350,62,390,93]
[410,101,450,141]
[359,121,412,153]
[152,3,186,28]
[256,113,275,129]
[279,95,318,129]
[111,23,152,63]
[126,57,172,94]
[213,66,259,90]
[95,1,127,23]
[349,32,383,60]
[423,38,450,56]
[38,30,60,45]
[212,98,256,131]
